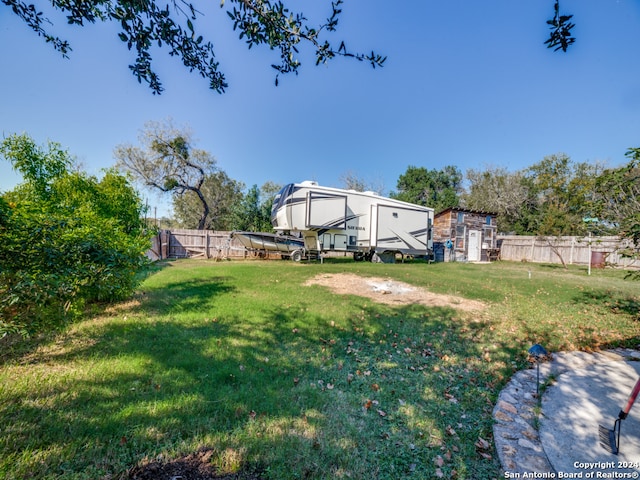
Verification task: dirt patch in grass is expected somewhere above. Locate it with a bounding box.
[304,273,486,312]
[128,448,264,480]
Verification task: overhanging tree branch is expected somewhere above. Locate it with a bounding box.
[3,0,384,94]
[545,0,575,52]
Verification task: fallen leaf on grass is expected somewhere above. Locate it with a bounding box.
[476,436,492,459]
[475,437,490,450]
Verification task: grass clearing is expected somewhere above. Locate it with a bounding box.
[1,259,638,479]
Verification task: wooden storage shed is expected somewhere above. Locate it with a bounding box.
[433,208,498,262]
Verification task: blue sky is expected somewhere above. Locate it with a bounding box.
[2,0,640,217]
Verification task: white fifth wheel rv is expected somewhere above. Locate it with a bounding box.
[270,181,434,261]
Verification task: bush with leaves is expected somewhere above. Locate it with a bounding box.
[593,148,640,278]
[0,134,152,337]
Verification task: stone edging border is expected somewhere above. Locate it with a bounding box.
[492,348,640,474]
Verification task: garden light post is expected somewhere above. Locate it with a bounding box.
[528,344,548,400]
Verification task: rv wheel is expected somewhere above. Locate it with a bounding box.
[290,249,303,262]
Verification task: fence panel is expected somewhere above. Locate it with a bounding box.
[150,230,286,260]
[148,230,638,268]
[497,235,638,269]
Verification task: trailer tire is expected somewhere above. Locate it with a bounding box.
[291,249,303,262]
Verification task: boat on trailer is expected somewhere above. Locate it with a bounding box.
[231,231,306,260]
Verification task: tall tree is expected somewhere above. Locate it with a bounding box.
[391,165,462,213]
[463,167,532,233]
[172,171,244,230]
[3,0,385,94]
[114,120,216,230]
[232,182,282,232]
[339,170,384,195]
[521,154,604,267]
[524,154,603,237]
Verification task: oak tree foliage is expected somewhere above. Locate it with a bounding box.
[3,0,386,94]
[391,165,462,214]
[172,170,244,230]
[463,167,531,233]
[545,0,575,52]
[3,0,579,93]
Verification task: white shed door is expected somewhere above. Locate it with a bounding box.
[468,230,481,262]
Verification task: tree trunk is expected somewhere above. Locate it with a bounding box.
[542,237,567,269]
[194,188,210,230]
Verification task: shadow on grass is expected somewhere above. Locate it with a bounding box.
[574,289,640,320]
[0,291,525,479]
[136,276,237,315]
[0,262,177,367]
[5,257,640,479]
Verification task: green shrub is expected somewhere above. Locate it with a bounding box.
[0,134,152,337]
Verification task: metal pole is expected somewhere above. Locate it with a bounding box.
[588,231,592,276]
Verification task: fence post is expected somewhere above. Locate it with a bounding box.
[161,230,170,259]
[530,237,535,262]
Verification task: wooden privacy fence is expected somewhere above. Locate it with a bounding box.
[497,235,639,269]
[147,229,277,260]
[146,230,639,269]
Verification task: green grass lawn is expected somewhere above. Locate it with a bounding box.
[1,259,638,479]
